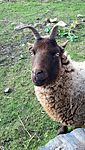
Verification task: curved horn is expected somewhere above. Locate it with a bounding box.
[50,25,58,40]
[15,24,41,40]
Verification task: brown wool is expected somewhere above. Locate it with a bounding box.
[34,53,85,127]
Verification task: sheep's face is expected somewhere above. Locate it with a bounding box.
[15,24,67,86]
[31,38,63,86]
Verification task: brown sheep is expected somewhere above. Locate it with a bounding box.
[15,24,85,134]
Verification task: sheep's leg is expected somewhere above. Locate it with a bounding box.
[57,125,68,135]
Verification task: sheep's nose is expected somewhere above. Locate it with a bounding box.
[36,70,45,80]
[32,70,47,86]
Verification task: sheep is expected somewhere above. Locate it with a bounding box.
[15,24,85,134]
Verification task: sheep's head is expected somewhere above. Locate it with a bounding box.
[31,38,63,86]
[15,24,68,86]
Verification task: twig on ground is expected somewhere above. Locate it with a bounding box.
[18,115,32,138]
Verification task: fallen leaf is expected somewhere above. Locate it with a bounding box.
[49,18,58,23]
[77,14,85,18]
[56,21,67,27]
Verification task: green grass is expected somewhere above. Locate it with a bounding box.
[0,0,85,150]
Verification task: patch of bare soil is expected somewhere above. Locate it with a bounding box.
[0,34,32,66]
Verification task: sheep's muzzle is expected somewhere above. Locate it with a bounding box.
[32,70,48,86]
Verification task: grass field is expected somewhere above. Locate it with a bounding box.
[0,0,85,149]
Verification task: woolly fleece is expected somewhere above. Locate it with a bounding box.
[34,53,85,127]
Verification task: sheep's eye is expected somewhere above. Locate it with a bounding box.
[55,53,59,57]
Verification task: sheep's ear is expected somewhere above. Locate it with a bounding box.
[27,42,33,56]
[61,40,68,49]
[59,40,68,54]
